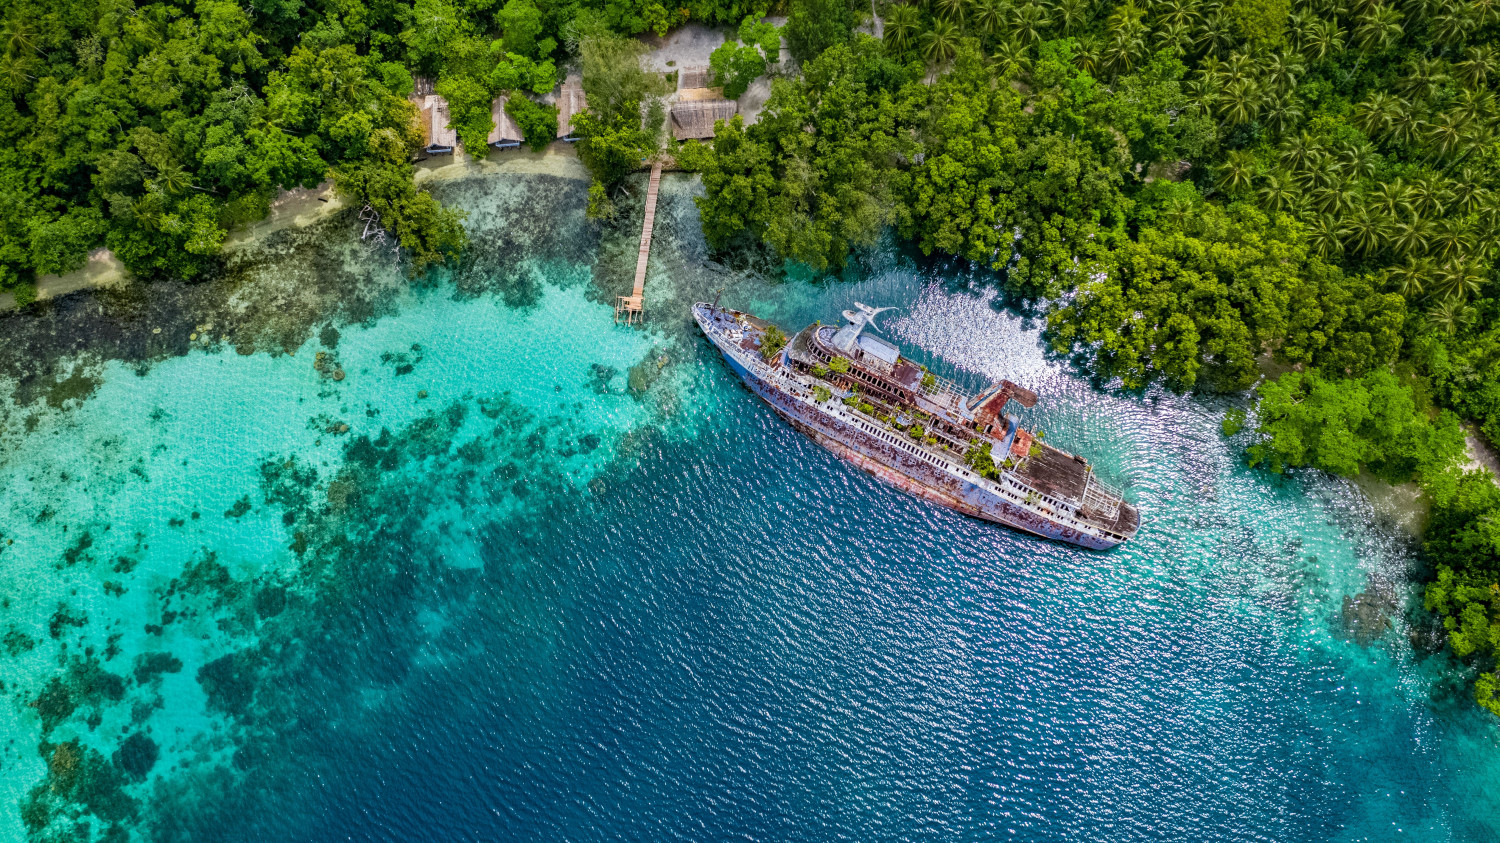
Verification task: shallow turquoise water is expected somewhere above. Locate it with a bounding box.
[1,171,1497,841]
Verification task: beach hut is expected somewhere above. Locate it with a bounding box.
[489,97,523,149]
[419,93,457,155]
[556,75,586,142]
[670,98,738,141]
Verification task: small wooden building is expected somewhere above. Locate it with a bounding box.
[419,94,457,155]
[556,75,586,141]
[670,99,737,141]
[488,97,523,149]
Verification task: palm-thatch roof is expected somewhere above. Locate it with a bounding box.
[670,98,737,140]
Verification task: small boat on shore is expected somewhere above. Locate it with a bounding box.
[694,302,1140,550]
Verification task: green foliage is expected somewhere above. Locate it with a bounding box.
[505,97,559,151]
[965,441,1001,480]
[436,74,497,154]
[695,38,911,270]
[828,355,850,373]
[1245,368,1465,487]
[672,140,714,172]
[1423,472,1500,714]
[784,0,855,63]
[813,384,832,402]
[709,40,766,100]
[333,160,468,274]
[498,0,548,58]
[1222,0,1291,48]
[759,323,788,359]
[921,372,936,390]
[0,0,488,285]
[1222,408,1247,436]
[575,30,665,204]
[710,17,780,99]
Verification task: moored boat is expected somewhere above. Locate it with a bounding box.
[693,301,1140,549]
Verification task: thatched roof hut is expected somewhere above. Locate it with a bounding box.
[670,98,737,140]
[489,97,523,148]
[556,75,586,140]
[418,94,457,153]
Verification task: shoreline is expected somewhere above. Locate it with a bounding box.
[0,145,590,314]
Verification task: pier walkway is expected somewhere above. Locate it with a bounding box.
[616,160,663,324]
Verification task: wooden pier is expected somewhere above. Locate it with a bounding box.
[616,160,663,325]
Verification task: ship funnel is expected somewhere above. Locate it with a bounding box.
[967,380,1039,430]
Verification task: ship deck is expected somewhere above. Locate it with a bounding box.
[1013,444,1090,502]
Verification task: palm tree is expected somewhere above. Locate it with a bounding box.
[1409,173,1451,216]
[991,40,1030,76]
[1426,296,1477,334]
[1450,175,1485,215]
[1279,132,1324,175]
[1384,256,1430,297]
[1162,196,1196,230]
[1429,9,1472,44]
[1456,44,1498,90]
[1315,183,1357,216]
[1011,2,1050,47]
[1158,22,1193,56]
[1217,77,1263,126]
[934,0,970,24]
[1455,87,1495,122]
[1264,53,1305,95]
[1155,0,1201,28]
[1051,0,1091,34]
[1389,218,1431,256]
[1073,36,1101,75]
[1388,113,1425,149]
[971,0,1008,38]
[1341,142,1378,180]
[1424,112,1468,161]
[922,18,962,65]
[1476,0,1500,26]
[1103,30,1145,76]
[1301,18,1345,63]
[1258,171,1299,213]
[1340,205,1391,255]
[0,20,40,57]
[1263,95,1305,136]
[1309,214,1344,259]
[1215,151,1258,194]
[1432,220,1474,261]
[1398,56,1451,104]
[1369,177,1413,217]
[1223,51,1262,80]
[884,4,922,54]
[1353,91,1404,140]
[1196,12,1236,56]
[1353,6,1403,55]
[154,162,192,196]
[1430,259,1484,301]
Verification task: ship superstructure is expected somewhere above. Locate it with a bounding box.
[693,302,1140,550]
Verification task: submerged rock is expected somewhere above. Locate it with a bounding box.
[1342,583,1398,647]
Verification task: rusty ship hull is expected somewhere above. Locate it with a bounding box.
[693,303,1139,550]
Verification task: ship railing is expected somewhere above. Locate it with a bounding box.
[919,372,970,402]
[826,398,1116,541]
[1080,471,1122,519]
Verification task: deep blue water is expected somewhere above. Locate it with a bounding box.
[1,167,1497,842]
